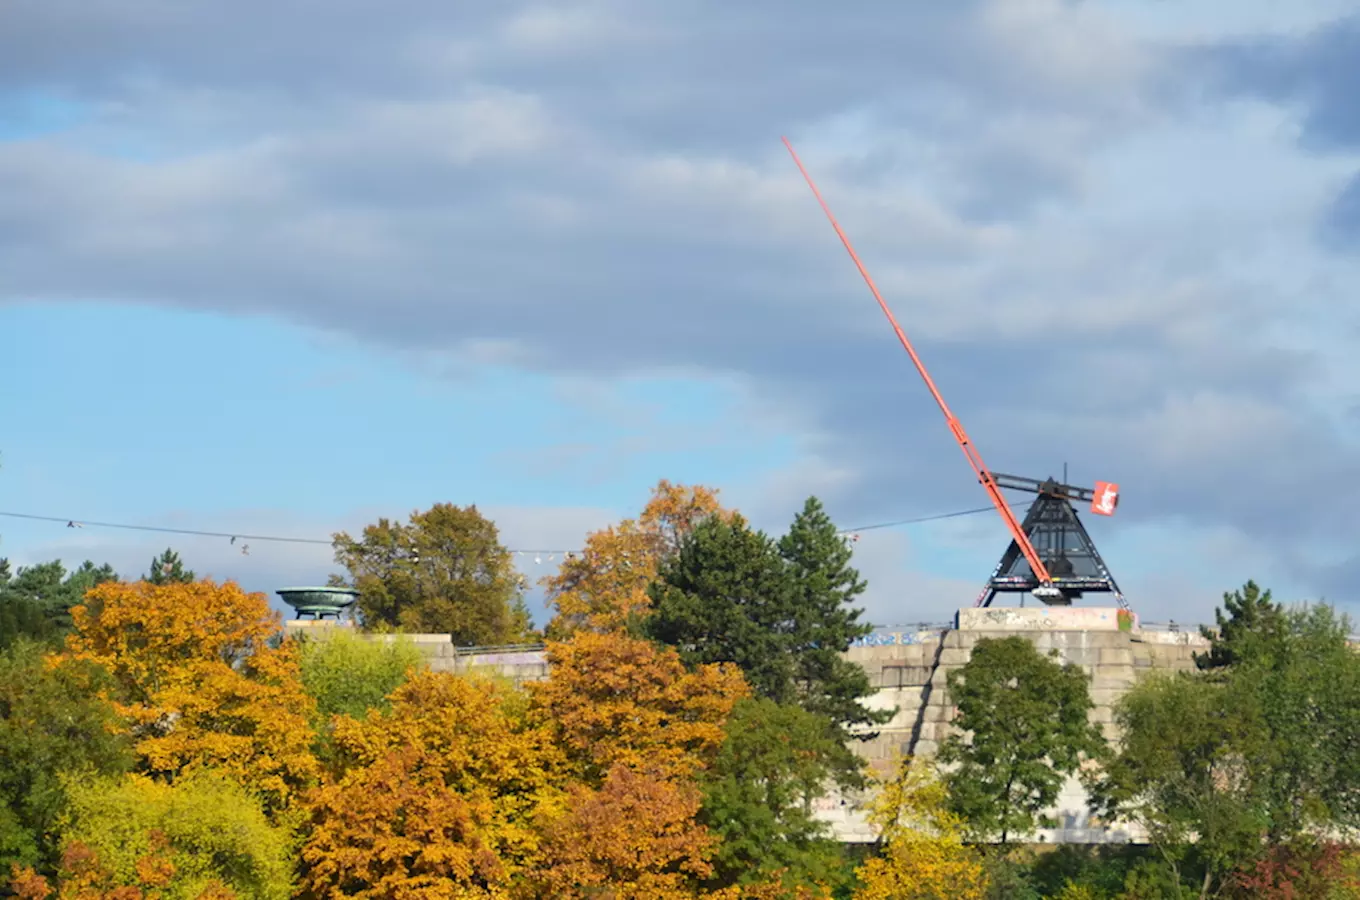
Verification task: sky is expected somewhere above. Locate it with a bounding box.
[4,0,1360,629]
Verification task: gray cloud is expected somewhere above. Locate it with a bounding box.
[1194,13,1360,245]
[3,0,1358,615]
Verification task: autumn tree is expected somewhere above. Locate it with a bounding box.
[143,548,195,585]
[526,764,717,900]
[301,669,565,897]
[12,770,292,900]
[332,502,532,645]
[853,757,988,900]
[528,629,749,784]
[296,628,423,763]
[939,636,1106,843]
[0,640,131,877]
[544,479,733,638]
[57,579,319,814]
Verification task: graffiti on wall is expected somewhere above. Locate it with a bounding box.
[851,628,944,648]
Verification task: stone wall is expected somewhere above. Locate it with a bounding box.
[286,611,1209,844]
[817,607,1208,843]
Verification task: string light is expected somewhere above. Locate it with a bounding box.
[0,502,1024,562]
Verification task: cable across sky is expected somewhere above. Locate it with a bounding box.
[0,502,1023,557]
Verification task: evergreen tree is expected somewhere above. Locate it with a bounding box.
[777,497,886,732]
[0,559,117,645]
[648,498,888,737]
[646,515,798,704]
[145,547,196,585]
[1196,579,1287,671]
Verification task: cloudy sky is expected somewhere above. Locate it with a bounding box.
[3,0,1360,629]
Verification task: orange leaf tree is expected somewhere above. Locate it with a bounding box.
[528,629,749,784]
[525,764,717,899]
[56,579,318,814]
[300,669,565,898]
[544,480,734,638]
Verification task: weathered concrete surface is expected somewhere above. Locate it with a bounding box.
[814,609,1207,844]
[286,611,1208,844]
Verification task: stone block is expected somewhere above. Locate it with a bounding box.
[913,740,939,758]
[1093,666,1136,689]
[938,648,970,667]
[1090,707,1114,724]
[1090,631,1132,649]
[1091,688,1124,707]
[902,666,933,686]
[1099,648,1134,666]
[1060,648,1100,667]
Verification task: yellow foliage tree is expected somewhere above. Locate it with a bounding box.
[544,480,734,638]
[528,629,749,783]
[853,757,989,900]
[9,769,291,900]
[300,669,565,898]
[56,579,319,814]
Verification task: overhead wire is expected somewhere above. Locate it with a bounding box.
[0,502,1023,558]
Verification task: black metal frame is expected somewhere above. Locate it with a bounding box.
[975,474,1126,610]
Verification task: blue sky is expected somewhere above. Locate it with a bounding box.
[4,1,1360,628]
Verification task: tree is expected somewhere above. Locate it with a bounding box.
[647,503,887,745]
[301,669,565,897]
[332,502,532,645]
[939,636,1106,843]
[1090,672,1265,898]
[296,628,423,763]
[1096,599,1360,899]
[528,629,749,784]
[0,641,132,877]
[57,579,319,815]
[1196,580,1287,671]
[12,770,293,900]
[697,698,848,892]
[853,757,989,900]
[0,560,118,647]
[526,764,717,900]
[143,548,194,585]
[777,497,887,732]
[647,516,798,705]
[544,479,733,639]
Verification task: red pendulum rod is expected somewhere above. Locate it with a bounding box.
[780,136,1056,593]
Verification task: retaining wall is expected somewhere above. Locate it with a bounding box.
[819,607,1207,843]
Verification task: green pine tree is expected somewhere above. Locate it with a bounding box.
[647,498,890,796]
[145,548,196,585]
[646,515,799,704]
[1195,579,1287,670]
[777,497,888,733]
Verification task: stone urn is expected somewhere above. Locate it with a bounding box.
[276,586,359,620]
